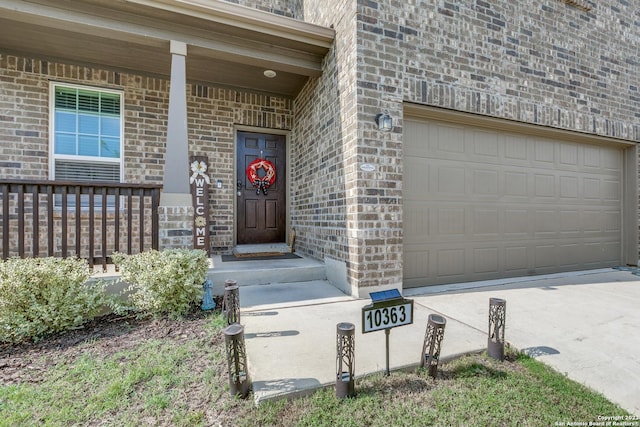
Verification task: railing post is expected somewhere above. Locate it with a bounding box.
[151,187,160,250]
[1,183,9,260]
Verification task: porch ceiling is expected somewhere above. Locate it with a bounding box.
[0,0,335,97]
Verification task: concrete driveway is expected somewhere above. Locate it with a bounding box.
[407,268,640,416]
[241,269,640,416]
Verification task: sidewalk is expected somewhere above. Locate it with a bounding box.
[239,269,640,416]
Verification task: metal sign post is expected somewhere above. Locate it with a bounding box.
[361,289,414,376]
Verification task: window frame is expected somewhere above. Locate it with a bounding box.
[48,81,124,183]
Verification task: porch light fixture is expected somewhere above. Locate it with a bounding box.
[375,110,393,131]
[263,69,277,78]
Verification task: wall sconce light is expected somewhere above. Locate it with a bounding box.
[375,110,393,131]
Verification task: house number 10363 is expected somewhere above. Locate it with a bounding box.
[363,303,413,333]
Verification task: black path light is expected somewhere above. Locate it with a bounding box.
[223,323,250,398]
[421,314,447,378]
[336,322,356,398]
[488,297,507,361]
[223,279,240,325]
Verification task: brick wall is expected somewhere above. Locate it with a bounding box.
[225,0,302,18]
[0,54,293,255]
[298,0,640,293]
[298,0,406,293]
[348,0,640,290]
[291,0,361,291]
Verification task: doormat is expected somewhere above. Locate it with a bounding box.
[221,252,302,262]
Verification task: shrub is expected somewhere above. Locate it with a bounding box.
[111,249,208,318]
[0,257,105,343]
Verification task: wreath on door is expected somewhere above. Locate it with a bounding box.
[246,158,276,195]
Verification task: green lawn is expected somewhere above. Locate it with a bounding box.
[0,312,631,426]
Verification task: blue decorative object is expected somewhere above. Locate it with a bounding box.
[201,279,216,310]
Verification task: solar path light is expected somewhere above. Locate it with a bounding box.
[336,322,356,398]
[223,279,240,325]
[421,314,447,378]
[488,297,507,361]
[223,323,250,398]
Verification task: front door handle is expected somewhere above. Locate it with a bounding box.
[236,180,243,196]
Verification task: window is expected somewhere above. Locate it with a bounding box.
[50,83,124,208]
[50,83,123,183]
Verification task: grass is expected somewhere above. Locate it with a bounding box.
[0,312,631,427]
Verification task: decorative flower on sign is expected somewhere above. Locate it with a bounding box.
[194,216,207,227]
[190,160,211,184]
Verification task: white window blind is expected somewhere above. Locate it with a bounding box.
[51,83,122,183]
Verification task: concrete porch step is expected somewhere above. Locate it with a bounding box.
[207,254,326,294]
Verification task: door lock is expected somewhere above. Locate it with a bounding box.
[236,180,243,196]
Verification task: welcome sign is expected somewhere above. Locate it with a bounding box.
[189,155,210,255]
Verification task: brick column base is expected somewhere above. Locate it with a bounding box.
[158,198,194,250]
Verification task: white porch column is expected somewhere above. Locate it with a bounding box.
[159,40,193,249]
[162,40,190,202]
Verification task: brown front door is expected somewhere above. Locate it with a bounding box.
[237,132,286,244]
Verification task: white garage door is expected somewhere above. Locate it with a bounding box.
[403,117,624,288]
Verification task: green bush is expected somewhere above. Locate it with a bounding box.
[0,257,105,343]
[111,249,208,318]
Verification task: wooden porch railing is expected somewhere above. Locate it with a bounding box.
[0,179,162,270]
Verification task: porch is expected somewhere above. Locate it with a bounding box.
[0,179,161,270]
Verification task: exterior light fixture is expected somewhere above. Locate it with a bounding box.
[263,69,277,78]
[375,110,393,131]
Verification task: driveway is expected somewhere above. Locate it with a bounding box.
[241,269,640,416]
[408,269,640,416]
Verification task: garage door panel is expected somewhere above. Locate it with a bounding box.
[403,203,430,244]
[437,208,466,236]
[560,176,579,198]
[437,249,466,277]
[473,209,499,236]
[473,169,499,195]
[404,118,623,288]
[505,246,528,272]
[534,210,559,235]
[534,174,555,197]
[584,146,601,168]
[504,135,528,160]
[558,243,582,266]
[604,211,621,232]
[437,166,466,194]
[602,149,622,169]
[560,144,579,166]
[472,129,499,157]
[583,178,601,199]
[404,157,430,196]
[560,210,581,233]
[404,249,430,281]
[505,171,528,196]
[437,125,465,154]
[534,140,555,164]
[473,247,499,274]
[603,180,621,201]
[504,209,530,236]
[534,244,557,268]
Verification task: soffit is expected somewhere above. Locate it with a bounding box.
[0,0,334,97]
